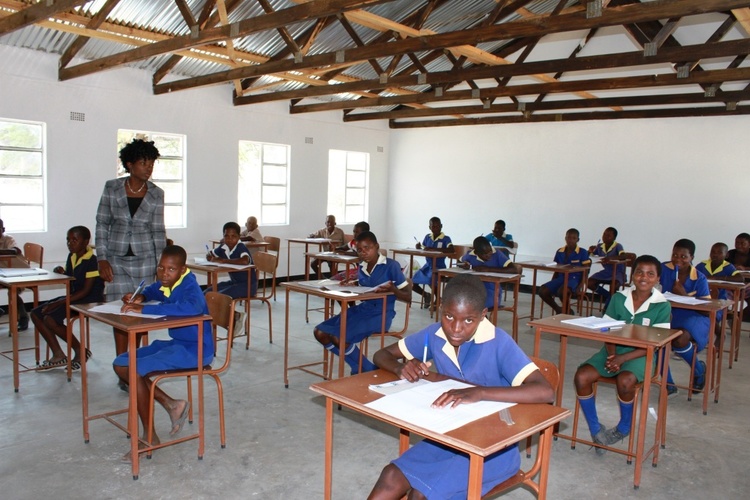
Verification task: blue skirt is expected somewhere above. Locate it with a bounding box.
[315,304,395,344]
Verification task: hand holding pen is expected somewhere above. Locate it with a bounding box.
[414,236,422,250]
[121,279,146,312]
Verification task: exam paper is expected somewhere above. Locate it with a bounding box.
[663,292,710,305]
[365,379,515,434]
[88,301,165,319]
[0,268,48,278]
[561,316,626,330]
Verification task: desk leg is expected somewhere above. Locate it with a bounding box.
[324,397,333,500]
[79,310,90,443]
[537,425,554,500]
[128,330,139,479]
[399,429,410,455]
[305,249,312,323]
[9,286,20,392]
[702,311,716,415]
[284,287,291,388]
[658,344,673,450]
[197,322,205,460]
[512,279,519,342]
[65,285,72,382]
[467,453,484,500]
[533,327,542,358]
[714,312,726,404]
[338,303,348,380]
[286,240,292,284]
[633,348,653,489]
[561,273,570,315]
[556,336,568,408]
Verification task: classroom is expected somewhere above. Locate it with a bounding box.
[1,1,749,498]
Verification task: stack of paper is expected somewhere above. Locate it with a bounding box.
[663,292,710,305]
[0,268,48,278]
[561,316,626,330]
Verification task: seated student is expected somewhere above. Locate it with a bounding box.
[331,221,370,282]
[206,221,257,298]
[660,238,711,396]
[114,245,213,460]
[485,219,515,254]
[727,233,750,270]
[696,242,743,336]
[0,218,29,330]
[35,226,104,370]
[313,231,411,374]
[586,227,627,303]
[368,275,554,500]
[538,228,591,315]
[239,216,263,256]
[460,236,521,310]
[574,255,670,455]
[412,216,453,306]
[309,215,346,278]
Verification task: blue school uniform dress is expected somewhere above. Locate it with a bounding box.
[660,262,711,350]
[210,242,257,298]
[392,319,537,499]
[589,241,626,284]
[461,250,513,309]
[113,270,213,376]
[696,259,739,322]
[34,248,105,324]
[315,255,408,344]
[485,232,513,250]
[543,246,591,295]
[413,232,453,286]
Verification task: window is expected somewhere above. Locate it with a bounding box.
[0,118,46,232]
[238,141,291,225]
[117,130,186,228]
[327,149,369,223]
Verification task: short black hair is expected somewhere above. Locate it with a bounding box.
[119,139,160,172]
[68,225,91,241]
[713,242,729,253]
[429,216,442,225]
[633,254,661,277]
[606,227,618,238]
[566,228,580,238]
[472,236,492,254]
[354,221,370,232]
[442,275,486,313]
[161,245,187,265]
[736,233,750,243]
[673,238,696,256]
[495,219,506,227]
[355,230,378,245]
[223,221,242,234]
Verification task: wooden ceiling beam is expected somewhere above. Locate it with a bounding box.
[175,0,197,28]
[388,105,750,128]
[235,37,750,105]
[58,0,121,69]
[0,0,89,35]
[289,66,750,113]
[155,0,750,95]
[58,0,399,81]
[343,90,750,121]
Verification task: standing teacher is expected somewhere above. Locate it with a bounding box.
[96,138,166,359]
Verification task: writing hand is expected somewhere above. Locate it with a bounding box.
[432,387,482,409]
[397,359,432,382]
[375,281,396,293]
[415,242,422,250]
[120,303,144,314]
[672,280,687,296]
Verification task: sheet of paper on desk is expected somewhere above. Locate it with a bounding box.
[662,292,710,305]
[365,379,516,434]
[320,284,381,295]
[0,268,48,278]
[193,257,215,265]
[369,378,432,396]
[306,238,330,242]
[473,271,521,279]
[561,316,626,329]
[523,261,558,267]
[88,301,165,318]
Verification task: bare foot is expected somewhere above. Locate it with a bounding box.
[169,399,190,436]
[120,435,160,463]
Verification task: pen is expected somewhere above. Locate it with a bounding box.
[129,279,145,303]
[205,244,210,253]
[422,334,429,364]
[413,236,419,243]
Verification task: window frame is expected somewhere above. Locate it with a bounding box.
[327,149,370,224]
[238,140,291,226]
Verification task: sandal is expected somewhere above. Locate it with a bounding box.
[37,357,68,370]
[71,348,92,366]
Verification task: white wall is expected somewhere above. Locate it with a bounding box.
[0,45,390,278]
[386,117,750,266]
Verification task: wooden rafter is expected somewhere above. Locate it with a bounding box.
[0,0,89,35]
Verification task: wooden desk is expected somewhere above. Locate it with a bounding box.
[286,238,332,281]
[310,370,570,500]
[435,268,521,341]
[707,280,750,368]
[190,262,254,337]
[590,256,633,312]
[210,239,270,251]
[72,303,211,480]
[665,297,730,415]
[529,316,682,489]
[390,248,448,317]
[516,262,589,320]
[0,271,73,391]
[302,252,360,322]
[281,281,389,386]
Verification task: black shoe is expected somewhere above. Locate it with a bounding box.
[692,361,706,392]
[118,380,129,393]
[18,316,29,331]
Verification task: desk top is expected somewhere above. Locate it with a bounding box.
[210,239,270,248]
[437,267,521,282]
[664,297,731,313]
[310,370,570,457]
[305,252,359,263]
[517,261,588,272]
[0,270,72,286]
[71,302,211,333]
[281,280,390,302]
[190,262,254,272]
[391,248,451,258]
[707,279,750,291]
[287,237,332,244]
[530,315,682,349]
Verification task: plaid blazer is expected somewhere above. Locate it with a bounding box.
[95,177,166,261]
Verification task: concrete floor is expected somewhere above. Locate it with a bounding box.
[1,290,749,499]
